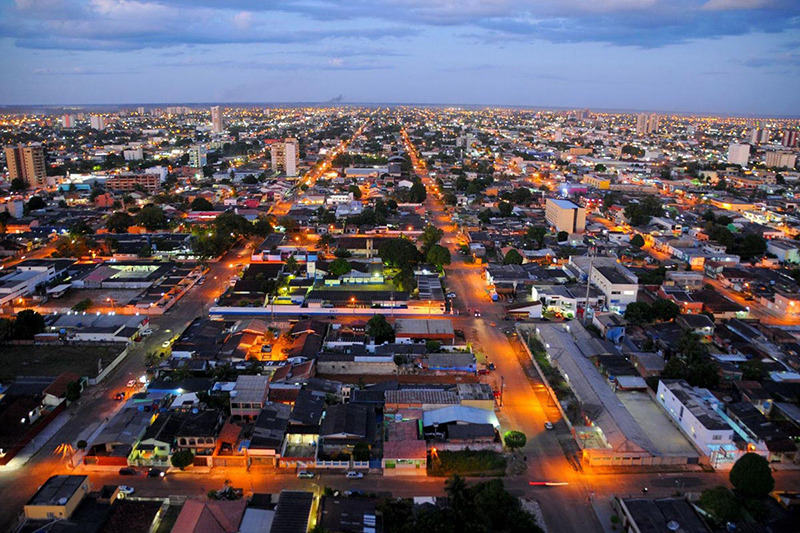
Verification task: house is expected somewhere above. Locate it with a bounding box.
[172,499,247,533]
[591,264,638,314]
[426,353,477,373]
[270,491,314,533]
[24,475,90,520]
[319,497,383,533]
[382,410,427,475]
[613,497,712,533]
[394,319,455,345]
[320,403,370,454]
[230,375,270,421]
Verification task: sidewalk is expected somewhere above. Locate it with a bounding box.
[0,411,71,471]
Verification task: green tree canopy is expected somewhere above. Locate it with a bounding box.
[426,244,451,269]
[329,258,352,277]
[367,314,395,344]
[503,249,524,265]
[503,430,527,450]
[730,452,775,497]
[698,486,740,523]
[191,197,214,211]
[106,211,135,233]
[379,238,422,267]
[135,204,168,230]
[418,224,444,253]
[630,234,645,248]
[12,309,45,339]
[171,449,194,470]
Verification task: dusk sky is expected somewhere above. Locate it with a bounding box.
[1,0,799,115]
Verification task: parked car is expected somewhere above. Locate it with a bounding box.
[487,363,496,371]
[161,341,171,348]
[447,292,457,298]
[113,392,126,401]
[297,471,315,479]
[119,468,137,476]
[141,328,153,336]
[544,421,554,430]
[344,489,365,497]
[118,485,135,496]
[147,468,165,478]
[478,368,489,376]
[345,471,364,479]
[126,380,138,388]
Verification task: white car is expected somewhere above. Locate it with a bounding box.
[118,485,135,496]
[544,421,554,430]
[126,380,138,388]
[141,329,153,336]
[345,471,364,479]
[161,341,171,348]
[447,293,457,298]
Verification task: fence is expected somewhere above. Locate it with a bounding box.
[87,346,130,386]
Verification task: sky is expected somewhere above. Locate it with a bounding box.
[0,0,798,115]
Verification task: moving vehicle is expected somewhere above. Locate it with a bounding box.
[447,292,457,298]
[345,471,364,479]
[544,421,554,430]
[473,310,481,317]
[147,468,165,478]
[119,468,137,476]
[126,380,138,388]
[297,471,315,479]
[161,341,171,348]
[113,392,126,401]
[118,485,135,496]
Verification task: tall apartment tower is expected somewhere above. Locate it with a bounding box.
[782,130,798,148]
[61,114,75,128]
[727,143,751,167]
[749,128,771,144]
[188,145,207,168]
[89,115,106,130]
[210,106,224,134]
[271,138,300,177]
[4,143,46,188]
[635,113,659,135]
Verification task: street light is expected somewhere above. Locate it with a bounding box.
[350,296,356,316]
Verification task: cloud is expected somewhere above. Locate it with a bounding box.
[2,0,799,52]
[32,66,131,74]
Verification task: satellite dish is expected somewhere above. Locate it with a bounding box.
[667,521,680,531]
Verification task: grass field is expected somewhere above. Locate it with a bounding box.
[428,450,507,477]
[0,344,124,382]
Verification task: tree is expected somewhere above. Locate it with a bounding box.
[624,301,653,326]
[348,184,362,200]
[12,309,45,339]
[329,258,351,277]
[409,181,427,203]
[630,234,645,248]
[106,211,135,233]
[426,244,451,269]
[498,201,513,217]
[135,204,168,230]
[393,266,416,292]
[418,224,444,253]
[11,177,27,191]
[352,441,370,461]
[191,197,214,211]
[65,381,82,402]
[557,231,569,242]
[594,163,607,172]
[525,226,547,249]
[650,299,681,322]
[367,314,394,344]
[741,359,768,381]
[698,486,741,523]
[284,255,299,273]
[379,238,421,267]
[503,249,523,265]
[27,196,46,211]
[318,233,335,250]
[171,449,194,470]
[730,452,775,497]
[503,430,527,450]
[72,299,93,312]
[253,217,273,236]
[76,440,87,450]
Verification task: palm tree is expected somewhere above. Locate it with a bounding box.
[445,474,468,511]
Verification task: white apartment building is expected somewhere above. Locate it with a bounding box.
[765,151,797,169]
[210,106,224,133]
[271,138,299,177]
[89,115,106,130]
[591,264,638,314]
[188,145,207,168]
[545,198,586,234]
[657,379,738,469]
[727,143,750,167]
[0,265,53,306]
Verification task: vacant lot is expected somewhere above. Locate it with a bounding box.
[428,450,507,477]
[0,344,124,382]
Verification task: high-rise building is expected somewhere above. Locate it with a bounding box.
[765,151,797,169]
[4,143,46,188]
[89,115,106,130]
[61,114,75,128]
[210,106,224,134]
[727,143,750,167]
[635,113,659,135]
[545,198,586,234]
[782,130,798,148]
[749,128,771,144]
[188,145,207,168]
[271,138,300,177]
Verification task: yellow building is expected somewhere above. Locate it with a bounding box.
[24,475,90,520]
[584,176,611,190]
[545,198,586,234]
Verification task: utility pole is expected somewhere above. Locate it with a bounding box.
[583,246,596,326]
[500,375,505,407]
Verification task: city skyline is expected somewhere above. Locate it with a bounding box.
[1,0,799,115]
